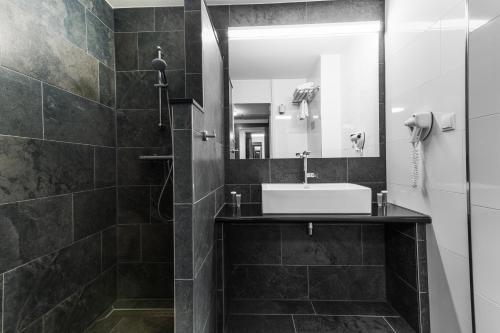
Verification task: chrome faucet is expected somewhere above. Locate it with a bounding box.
[296,151,318,184]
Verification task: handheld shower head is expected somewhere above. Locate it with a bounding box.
[153,46,168,85]
[152,57,167,71]
[152,58,168,85]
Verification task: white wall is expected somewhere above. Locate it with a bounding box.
[271,79,308,158]
[341,36,380,157]
[232,79,272,104]
[469,2,500,331]
[385,0,471,331]
[320,55,343,157]
[307,59,323,157]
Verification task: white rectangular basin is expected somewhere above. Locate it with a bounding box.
[261,183,372,214]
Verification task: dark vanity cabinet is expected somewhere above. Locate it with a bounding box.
[215,204,431,333]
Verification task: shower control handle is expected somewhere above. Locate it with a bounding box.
[202,130,216,141]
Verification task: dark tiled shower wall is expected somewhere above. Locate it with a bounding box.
[114,4,207,107]
[173,101,225,333]
[174,2,226,332]
[207,0,387,196]
[0,0,117,332]
[113,7,177,302]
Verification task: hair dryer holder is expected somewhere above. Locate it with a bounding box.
[350,131,366,152]
[404,112,433,144]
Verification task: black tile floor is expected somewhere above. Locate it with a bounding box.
[226,300,416,333]
[85,299,174,333]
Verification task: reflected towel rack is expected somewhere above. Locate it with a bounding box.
[292,86,319,104]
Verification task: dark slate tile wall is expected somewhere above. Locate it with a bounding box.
[173,101,225,333]
[114,5,195,105]
[0,0,117,331]
[225,223,386,301]
[207,0,387,198]
[386,223,430,333]
[114,6,177,304]
[225,157,386,203]
[173,3,225,332]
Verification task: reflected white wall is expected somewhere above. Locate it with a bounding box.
[341,36,380,157]
[271,79,309,158]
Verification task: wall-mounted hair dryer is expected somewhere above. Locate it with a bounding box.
[404,112,433,145]
[350,132,365,155]
[404,112,433,188]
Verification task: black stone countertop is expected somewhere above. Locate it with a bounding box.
[215,203,431,224]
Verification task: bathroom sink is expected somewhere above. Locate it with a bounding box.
[261,183,372,214]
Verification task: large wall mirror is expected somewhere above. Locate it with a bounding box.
[228,22,382,159]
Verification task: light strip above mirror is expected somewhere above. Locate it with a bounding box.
[228,21,382,40]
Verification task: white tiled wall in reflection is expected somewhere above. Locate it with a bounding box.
[385,0,472,331]
[469,0,500,329]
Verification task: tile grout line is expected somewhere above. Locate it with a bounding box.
[0,132,116,148]
[1,273,4,333]
[93,147,96,189]
[346,158,349,182]
[97,55,100,103]
[306,266,310,299]
[280,225,283,265]
[291,315,298,333]
[100,230,103,273]
[149,186,152,223]
[0,186,118,212]
[136,30,140,74]
[1,219,110,278]
[71,194,75,242]
[310,301,317,315]
[383,317,397,333]
[415,224,423,333]
[361,225,364,265]
[183,7,187,98]
[41,264,118,332]
[230,263,384,267]
[231,298,398,303]
[194,243,215,280]
[85,9,89,55]
[41,82,45,140]
[389,268,419,293]
[139,224,143,261]
[228,313,401,318]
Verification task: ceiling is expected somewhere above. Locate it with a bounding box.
[106,0,321,8]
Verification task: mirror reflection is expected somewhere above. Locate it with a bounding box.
[228,22,381,159]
